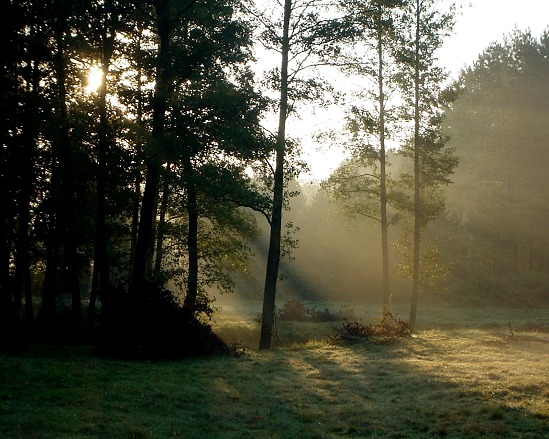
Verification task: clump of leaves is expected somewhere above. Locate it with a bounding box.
[336,312,412,344]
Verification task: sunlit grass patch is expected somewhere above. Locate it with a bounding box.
[1,309,548,438]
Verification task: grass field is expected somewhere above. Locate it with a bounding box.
[1,303,548,438]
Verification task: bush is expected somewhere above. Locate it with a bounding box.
[336,312,412,345]
[97,281,229,359]
[278,300,309,321]
[277,299,356,323]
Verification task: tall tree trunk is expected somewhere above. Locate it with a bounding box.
[129,172,141,283]
[89,43,112,326]
[0,115,13,341]
[182,157,199,312]
[14,52,40,327]
[409,0,421,329]
[40,220,59,329]
[130,162,161,296]
[14,118,35,326]
[129,0,170,298]
[40,10,78,331]
[377,11,391,318]
[54,15,81,332]
[0,32,16,340]
[154,163,171,280]
[128,30,145,285]
[259,0,291,350]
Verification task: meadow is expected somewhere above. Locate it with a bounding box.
[1,303,548,438]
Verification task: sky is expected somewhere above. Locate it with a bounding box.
[295,0,549,181]
[438,0,548,76]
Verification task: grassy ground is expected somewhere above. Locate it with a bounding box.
[1,304,548,438]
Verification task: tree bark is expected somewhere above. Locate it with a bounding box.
[409,0,421,329]
[14,117,35,326]
[40,220,59,329]
[129,172,141,283]
[55,17,81,332]
[154,163,171,279]
[0,110,13,340]
[129,0,171,298]
[14,53,40,327]
[89,37,113,326]
[377,8,391,318]
[182,157,199,312]
[259,0,291,350]
[40,8,81,332]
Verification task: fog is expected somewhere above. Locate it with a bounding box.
[226,29,549,312]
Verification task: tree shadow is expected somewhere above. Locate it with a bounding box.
[1,333,547,438]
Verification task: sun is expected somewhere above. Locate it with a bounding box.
[85,65,103,94]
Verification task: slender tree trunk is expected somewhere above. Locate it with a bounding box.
[154,163,171,280]
[89,45,112,326]
[182,157,199,312]
[40,110,61,328]
[145,189,159,276]
[130,162,161,295]
[88,268,99,326]
[0,117,13,340]
[40,220,59,328]
[23,264,32,325]
[14,136,34,325]
[377,13,391,318]
[14,56,39,327]
[259,0,291,350]
[409,0,421,329]
[128,32,145,285]
[54,17,81,332]
[40,10,81,332]
[0,22,14,341]
[129,172,141,283]
[129,0,170,298]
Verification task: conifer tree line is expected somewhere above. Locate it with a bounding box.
[3,0,546,350]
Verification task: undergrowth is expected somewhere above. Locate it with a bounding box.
[277,299,355,323]
[336,311,413,344]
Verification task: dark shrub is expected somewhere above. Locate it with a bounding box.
[277,299,356,323]
[98,281,228,358]
[278,300,309,321]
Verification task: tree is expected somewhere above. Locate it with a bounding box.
[169,77,272,314]
[1,0,28,338]
[253,0,349,350]
[393,0,457,328]
[33,0,100,332]
[443,29,549,304]
[0,0,277,349]
[81,0,131,325]
[3,0,95,335]
[128,0,173,300]
[128,0,265,309]
[324,0,404,317]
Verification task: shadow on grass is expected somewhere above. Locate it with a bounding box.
[0,334,548,438]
